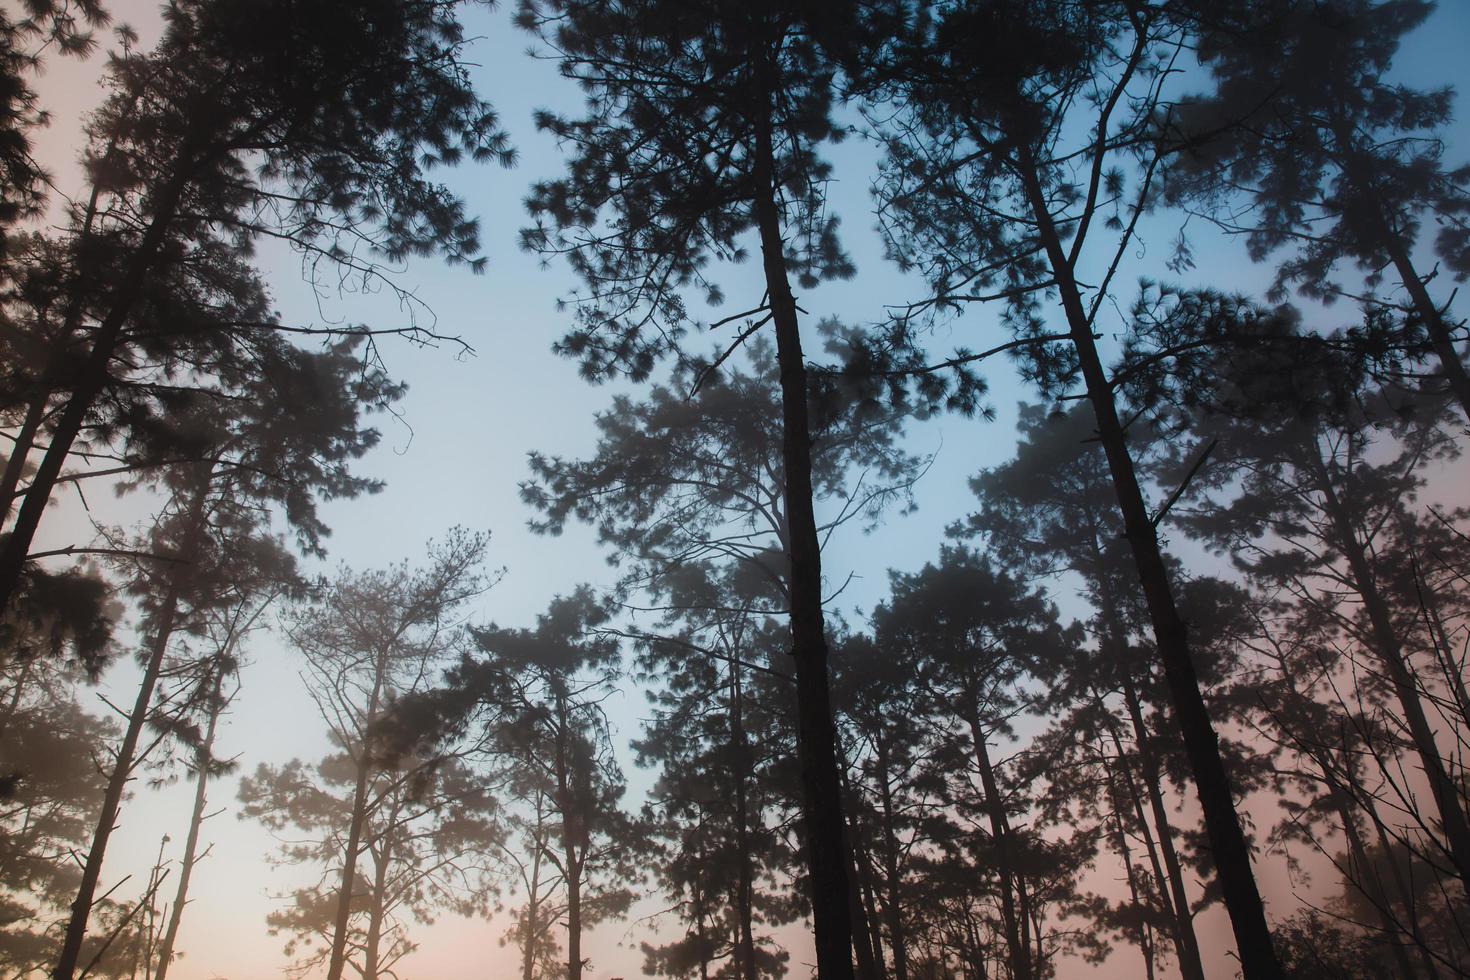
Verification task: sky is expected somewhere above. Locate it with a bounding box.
[16,1,1470,978]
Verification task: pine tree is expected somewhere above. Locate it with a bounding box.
[862,3,1284,972]
[515,0,869,966]
[0,0,512,611]
[246,529,493,980]
[633,561,800,980]
[52,337,401,980]
[1168,0,1470,424]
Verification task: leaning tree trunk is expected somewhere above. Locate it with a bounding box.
[841,778,886,980]
[1330,783,1421,979]
[154,666,227,980]
[751,82,854,979]
[729,658,760,980]
[1100,748,1157,980]
[1018,153,1283,979]
[1121,674,1208,980]
[324,646,391,980]
[1334,132,1470,426]
[0,173,114,528]
[1091,541,1208,980]
[874,733,910,980]
[1310,448,1470,888]
[52,468,211,980]
[1360,776,1446,980]
[963,703,1031,980]
[0,160,197,614]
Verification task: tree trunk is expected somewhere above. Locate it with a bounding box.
[153,667,226,980]
[963,704,1031,980]
[1100,748,1157,980]
[1018,154,1283,979]
[837,752,885,980]
[1364,791,1444,980]
[324,646,391,980]
[0,175,110,528]
[1310,447,1470,887]
[1090,540,1208,980]
[1121,675,1208,980]
[362,826,394,980]
[52,469,210,980]
[1331,787,1421,979]
[555,697,584,980]
[751,88,853,980]
[849,827,886,980]
[729,659,759,980]
[521,843,542,980]
[874,734,909,980]
[564,842,581,980]
[0,160,196,614]
[0,397,47,527]
[1383,231,1470,425]
[1334,133,1470,426]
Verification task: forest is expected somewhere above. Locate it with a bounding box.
[2,0,1470,978]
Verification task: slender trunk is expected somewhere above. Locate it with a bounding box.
[730,659,759,980]
[324,647,391,980]
[0,160,197,614]
[1018,155,1283,979]
[1090,540,1207,980]
[555,697,583,980]
[0,398,47,527]
[1365,792,1444,980]
[837,755,885,980]
[522,840,542,980]
[1331,788,1421,979]
[362,825,394,980]
[0,164,117,530]
[1335,134,1470,425]
[52,470,210,980]
[852,841,886,980]
[1417,569,1470,730]
[1384,233,1470,424]
[1018,864,1036,977]
[1311,449,1470,886]
[1121,675,1208,980]
[751,86,852,979]
[963,705,1030,980]
[695,887,711,980]
[564,842,581,980]
[153,669,226,980]
[874,734,909,980]
[1101,749,1156,980]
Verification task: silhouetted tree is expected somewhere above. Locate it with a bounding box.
[874,546,1081,980]
[0,653,118,975]
[243,529,492,980]
[399,588,640,980]
[52,335,395,980]
[154,585,278,980]
[961,402,1209,980]
[0,0,109,244]
[633,561,800,980]
[1176,374,1470,887]
[1168,0,1470,424]
[0,0,511,611]
[516,0,867,967]
[863,3,1284,971]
